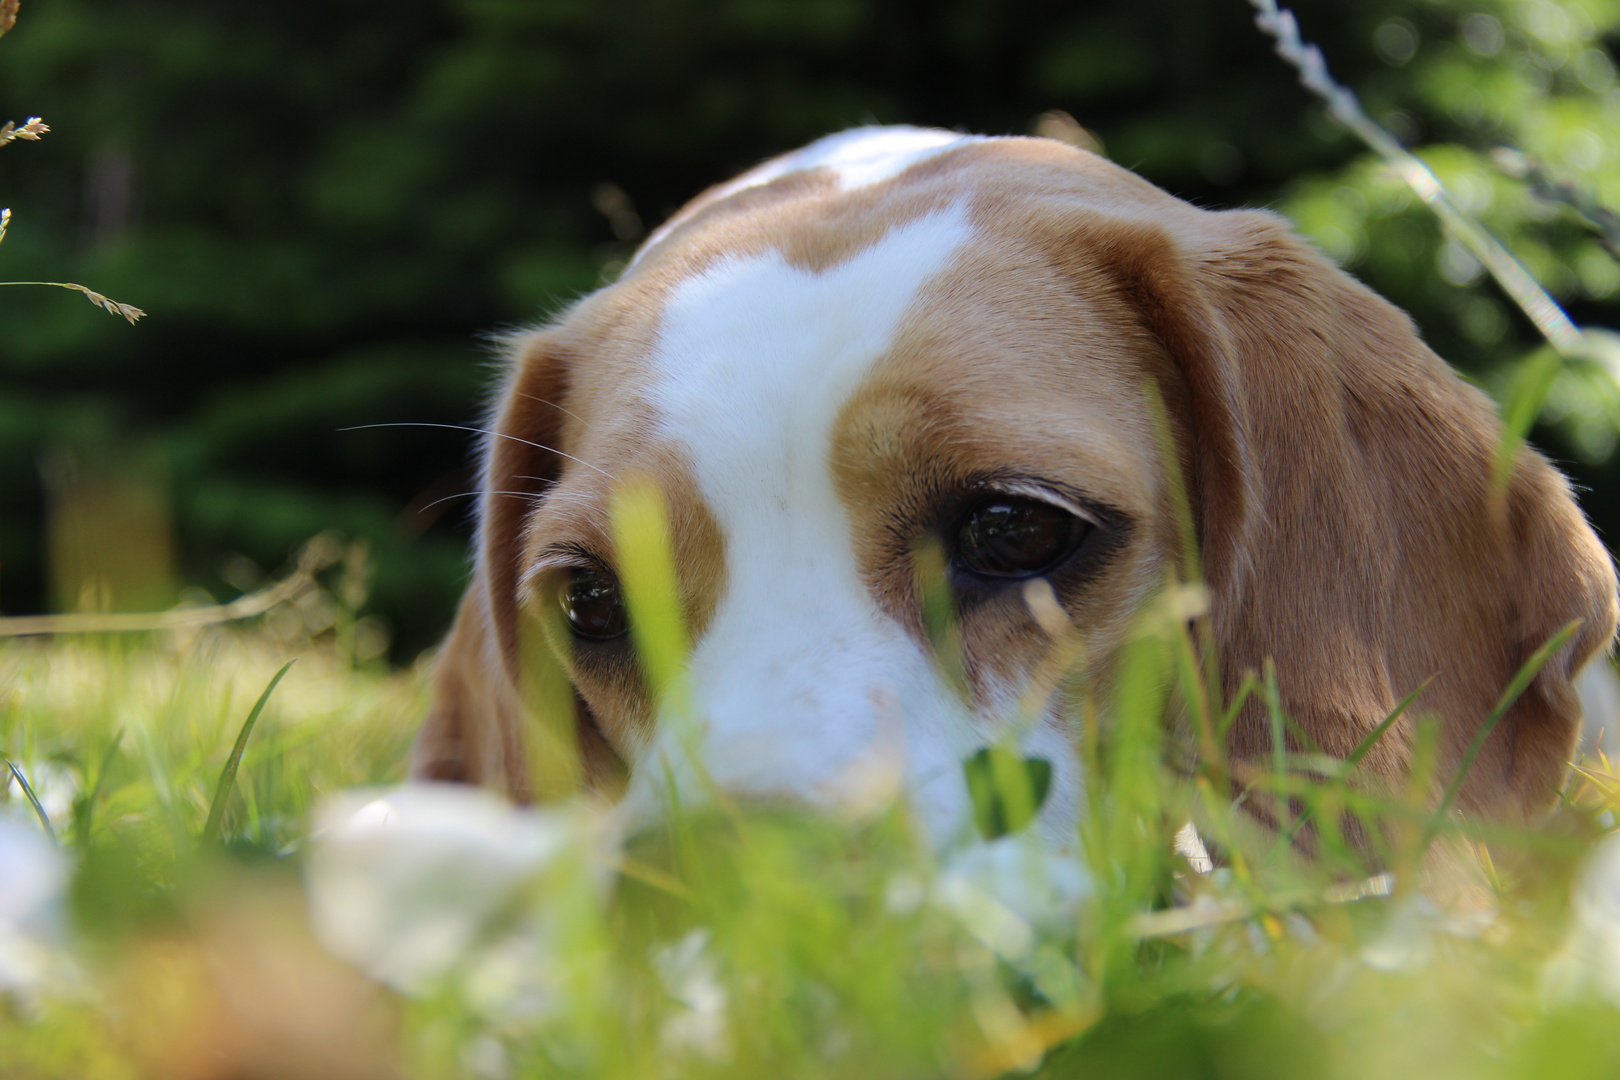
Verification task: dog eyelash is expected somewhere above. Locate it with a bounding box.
[524,543,612,586]
[974,480,1101,527]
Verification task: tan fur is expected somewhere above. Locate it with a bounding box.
[412,133,1618,826]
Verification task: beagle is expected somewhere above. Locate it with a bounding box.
[411,126,1618,844]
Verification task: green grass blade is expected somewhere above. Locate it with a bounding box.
[1492,345,1563,492]
[1216,672,1259,741]
[1141,377,1201,587]
[1346,679,1431,770]
[611,479,690,715]
[202,659,294,842]
[1421,621,1581,852]
[5,758,55,841]
[964,746,1052,840]
[71,727,124,848]
[1262,660,1292,835]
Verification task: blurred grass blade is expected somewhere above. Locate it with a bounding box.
[1141,377,1201,588]
[915,537,970,704]
[519,604,583,800]
[1493,346,1563,491]
[1422,621,1580,851]
[5,758,55,841]
[71,727,124,848]
[610,477,690,715]
[202,659,294,842]
[1263,659,1291,833]
[1216,672,1259,741]
[1280,680,1433,850]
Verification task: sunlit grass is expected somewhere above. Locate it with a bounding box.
[2,577,1618,1079]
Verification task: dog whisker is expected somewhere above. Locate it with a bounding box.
[513,390,590,429]
[338,422,615,481]
[414,490,548,514]
[522,486,614,523]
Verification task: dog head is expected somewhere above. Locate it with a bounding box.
[411,127,1617,842]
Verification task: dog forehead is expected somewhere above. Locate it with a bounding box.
[630,127,978,263]
[537,128,1180,536]
[646,202,976,465]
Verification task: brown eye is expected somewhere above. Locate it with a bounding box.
[955,497,1088,578]
[561,565,628,641]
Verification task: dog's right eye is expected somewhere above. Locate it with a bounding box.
[953,496,1089,579]
[561,565,629,641]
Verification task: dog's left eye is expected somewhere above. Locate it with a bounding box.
[954,496,1089,578]
[561,565,629,641]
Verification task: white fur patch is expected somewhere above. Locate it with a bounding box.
[627,202,1079,843]
[631,127,977,266]
[730,125,977,194]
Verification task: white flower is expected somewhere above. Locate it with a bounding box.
[0,811,69,997]
[1547,832,1620,1003]
[303,783,614,1015]
[653,928,730,1061]
[935,833,1092,962]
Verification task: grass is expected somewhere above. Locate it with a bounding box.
[2,578,1619,1079]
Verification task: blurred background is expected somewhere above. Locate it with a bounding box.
[0,0,1616,661]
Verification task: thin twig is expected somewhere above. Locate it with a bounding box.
[0,547,330,637]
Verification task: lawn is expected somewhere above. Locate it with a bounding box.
[3,579,1620,1079]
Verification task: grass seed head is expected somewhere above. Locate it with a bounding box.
[0,117,48,146]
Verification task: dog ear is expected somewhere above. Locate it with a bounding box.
[409,579,530,793]
[1093,208,1617,821]
[409,330,583,801]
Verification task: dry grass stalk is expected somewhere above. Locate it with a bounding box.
[0,4,144,324]
[0,116,47,146]
[1249,0,1616,383]
[0,540,336,637]
[0,280,146,323]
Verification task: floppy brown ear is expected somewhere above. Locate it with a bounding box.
[1096,208,1617,821]
[409,330,595,801]
[409,578,531,794]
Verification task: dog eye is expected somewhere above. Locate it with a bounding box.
[561,565,629,641]
[954,497,1088,578]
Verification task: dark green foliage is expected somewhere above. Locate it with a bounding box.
[965,746,1053,839]
[0,0,1614,657]
[1035,993,1330,1080]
